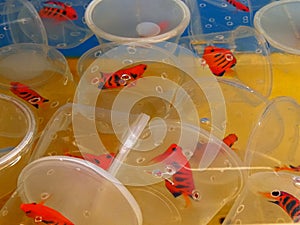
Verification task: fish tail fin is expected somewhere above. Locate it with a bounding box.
[165,179,181,198]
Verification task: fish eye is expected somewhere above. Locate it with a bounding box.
[106,155,112,159]
[225,53,234,61]
[271,190,281,197]
[121,74,131,81]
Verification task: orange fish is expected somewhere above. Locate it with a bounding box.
[274,165,300,172]
[65,152,115,170]
[39,1,78,22]
[223,133,238,148]
[97,64,147,89]
[260,190,300,223]
[20,201,74,225]
[202,46,237,76]
[10,82,49,109]
[226,0,250,12]
[151,144,196,207]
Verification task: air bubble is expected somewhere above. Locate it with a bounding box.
[122,59,133,65]
[0,34,4,39]
[81,17,86,24]
[156,86,163,94]
[236,204,244,214]
[70,32,81,37]
[234,219,242,224]
[152,169,163,177]
[199,3,206,7]
[210,175,215,182]
[165,165,176,175]
[205,24,212,29]
[215,35,224,40]
[1,207,8,216]
[127,46,136,54]
[83,210,91,217]
[90,65,99,73]
[168,126,176,132]
[136,157,145,164]
[3,26,9,31]
[161,72,168,79]
[50,101,59,108]
[224,159,232,167]
[255,48,262,53]
[200,117,210,125]
[192,190,201,201]
[56,43,67,48]
[276,218,286,223]
[208,18,215,23]
[221,3,228,7]
[292,176,300,187]
[76,167,81,171]
[40,192,50,200]
[46,169,55,176]
[35,216,43,223]
[226,21,234,26]
[225,16,231,20]
[183,150,193,158]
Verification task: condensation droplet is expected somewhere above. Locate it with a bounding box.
[127,46,136,54]
[40,192,50,200]
[155,86,163,94]
[183,150,193,158]
[50,101,59,108]
[210,175,215,182]
[224,159,232,167]
[46,169,55,176]
[83,210,91,217]
[136,157,145,164]
[192,190,201,201]
[236,204,245,214]
[75,167,81,171]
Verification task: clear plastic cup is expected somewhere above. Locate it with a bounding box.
[28,0,94,49]
[84,0,191,44]
[0,93,36,206]
[0,0,47,47]
[179,26,273,97]
[0,156,142,225]
[223,171,300,224]
[254,0,300,55]
[245,96,300,175]
[0,43,76,133]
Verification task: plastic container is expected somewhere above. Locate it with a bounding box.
[0,94,36,205]
[0,156,143,225]
[84,0,191,44]
[244,96,300,175]
[0,43,76,133]
[27,0,94,49]
[0,0,47,47]
[223,171,300,224]
[254,0,300,55]
[179,26,273,97]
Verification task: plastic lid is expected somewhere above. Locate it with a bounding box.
[16,156,143,225]
[84,0,190,43]
[0,0,47,47]
[254,0,300,54]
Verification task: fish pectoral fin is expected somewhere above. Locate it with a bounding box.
[183,194,191,208]
[164,179,182,198]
